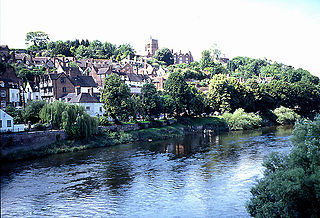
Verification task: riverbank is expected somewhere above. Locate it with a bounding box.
[0,117,228,162]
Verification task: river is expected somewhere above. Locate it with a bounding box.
[1,126,293,217]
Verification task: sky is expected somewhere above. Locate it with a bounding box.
[1,0,320,77]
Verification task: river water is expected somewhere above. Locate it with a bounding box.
[1,126,293,217]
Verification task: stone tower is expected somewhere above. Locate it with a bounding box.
[145,36,158,57]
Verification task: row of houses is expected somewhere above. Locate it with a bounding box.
[1,45,171,118]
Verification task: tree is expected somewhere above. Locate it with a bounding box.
[23,100,46,124]
[140,83,161,119]
[25,31,50,51]
[210,43,221,60]
[207,74,247,113]
[51,40,72,57]
[103,42,116,59]
[200,50,214,69]
[115,44,135,60]
[75,45,94,58]
[247,115,320,217]
[154,48,174,66]
[101,73,133,123]
[164,72,192,115]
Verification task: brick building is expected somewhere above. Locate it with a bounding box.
[172,50,194,64]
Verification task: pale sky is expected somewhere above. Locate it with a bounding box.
[1,0,320,77]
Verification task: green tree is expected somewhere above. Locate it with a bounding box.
[200,50,214,69]
[247,115,320,217]
[101,73,133,123]
[25,31,50,51]
[23,100,46,124]
[51,40,72,56]
[103,42,116,59]
[207,74,246,113]
[140,83,161,119]
[115,44,135,60]
[164,72,191,115]
[153,48,174,66]
[75,45,94,58]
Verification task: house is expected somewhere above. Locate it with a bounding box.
[39,72,75,102]
[62,89,104,117]
[0,65,22,108]
[24,81,41,102]
[0,109,24,132]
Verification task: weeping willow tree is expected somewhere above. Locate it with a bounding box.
[40,101,98,139]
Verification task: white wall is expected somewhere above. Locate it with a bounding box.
[73,102,105,117]
[0,109,25,132]
[9,88,20,106]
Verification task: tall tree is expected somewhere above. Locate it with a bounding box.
[140,83,161,119]
[25,31,50,50]
[153,48,174,66]
[101,73,133,123]
[164,72,191,115]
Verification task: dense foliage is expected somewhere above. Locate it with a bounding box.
[247,115,320,217]
[101,73,134,123]
[40,101,98,138]
[273,106,301,125]
[222,108,262,130]
[153,48,174,66]
[5,101,46,124]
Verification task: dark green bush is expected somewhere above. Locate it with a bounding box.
[247,115,320,217]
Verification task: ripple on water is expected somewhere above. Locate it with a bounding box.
[1,127,293,217]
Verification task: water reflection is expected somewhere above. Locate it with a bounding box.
[1,126,293,217]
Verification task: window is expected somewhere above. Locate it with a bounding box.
[1,90,6,97]
[86,106,90,111]
[100,107,102,112]
[0,120,2,128]
[48,87,52,92]
[7,120,11,127]
[61,77,66,83]
[62,87,66,93]
[1,101,6,108]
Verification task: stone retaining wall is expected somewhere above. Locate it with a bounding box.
[0,130,67,156]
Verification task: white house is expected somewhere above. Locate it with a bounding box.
[62,92,105,117]
[24,81,41,102]
[0,109,24,132]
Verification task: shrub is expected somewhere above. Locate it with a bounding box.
[247,115,320,217]
[273,106,301,125]
[99,116,110,126]
[222,108,262,130]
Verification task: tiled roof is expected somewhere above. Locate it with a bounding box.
[61,66,82,76]
[69,93,99,103]
[70,76,98,87]
[97,67,111,75]
[126,73,143,82]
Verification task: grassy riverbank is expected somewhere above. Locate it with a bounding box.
[1,117,228,162]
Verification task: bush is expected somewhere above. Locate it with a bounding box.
[99,116,110,126]
[247,115,320,217]
[273,106,301,125]
[222,108,262,130]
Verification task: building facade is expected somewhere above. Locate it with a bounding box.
[145,37,159,57]
[173,50,194,64]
